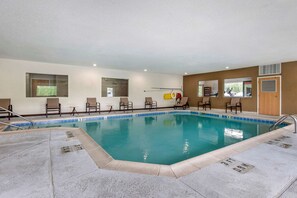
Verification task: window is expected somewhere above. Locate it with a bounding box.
[198,80,218,97]
[224,77,252,97]
[26,73,68,97]
[101,78,128,97]
[261,80,276,92]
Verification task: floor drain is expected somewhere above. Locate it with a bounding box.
[61,144,84,153]
[73,144,83,150]
[265,136,292,149]
[220,158,254,174]
[61,146,71,153]
[279,143,292,149]
[66,131,74,138]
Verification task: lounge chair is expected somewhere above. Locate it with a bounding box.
[144,97,157,110]
[174,97,189,110]
[198,97,211,110]
[0,98,13,120]
[46,98,61,117]
[86,98,100,114]
[119,98,133,112]
[226,98,242,114]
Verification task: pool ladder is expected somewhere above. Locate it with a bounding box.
[0,106,34,130]
[269,114,297,133]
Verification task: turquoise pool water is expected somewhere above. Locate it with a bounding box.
[86,114,272,165]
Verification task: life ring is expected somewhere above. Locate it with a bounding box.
[171,92,176,99]
[176,92,182,99]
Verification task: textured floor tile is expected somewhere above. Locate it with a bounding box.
[0,141,52,198]
[280,178,297,198]
[50,130,69,140]
[0,141,45,160]
[0,131,49,145]
[55,169,202,198]
[50,138,98,185]
[180,143,297,198]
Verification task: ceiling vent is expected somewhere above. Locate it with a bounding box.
[259,63,281,76]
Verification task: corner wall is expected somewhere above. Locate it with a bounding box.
[183,61,297,114]
[0,59,182,115]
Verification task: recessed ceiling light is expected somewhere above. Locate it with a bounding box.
[144,69,148,72]
[93,64,97,67]
[184,72,188,75]
[225,66,229,69]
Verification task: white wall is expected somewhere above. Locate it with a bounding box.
[0,59,183,115]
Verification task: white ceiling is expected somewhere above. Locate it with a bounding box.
[0,0,297,75]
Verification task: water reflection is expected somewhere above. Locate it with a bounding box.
[143,150,149,161]
[183,139,190,154]
[224,128,243,139]
[144,116,156,125]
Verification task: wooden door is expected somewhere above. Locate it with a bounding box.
[258,76,281,116]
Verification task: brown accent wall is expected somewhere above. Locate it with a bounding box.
[183,66,258,112]
[184,61,297,114]
[282,61,297,114]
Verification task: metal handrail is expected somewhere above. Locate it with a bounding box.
[0,120,24,130]
[269,114,297,133]
[0,106,34,126]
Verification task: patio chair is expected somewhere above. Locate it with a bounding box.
[46,98,61,118]
[0,98,13,120]
[226,98,242,114]
[119,98,133,112]
[144,97,157,110]
[86,98,100,114]
[198,97,211,110]
[174,97,189,110]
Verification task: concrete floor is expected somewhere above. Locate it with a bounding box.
[1,109,297,197]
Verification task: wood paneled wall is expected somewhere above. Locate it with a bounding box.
[183,61,297,114]
[282,61,297,114]
[183,66,258,112]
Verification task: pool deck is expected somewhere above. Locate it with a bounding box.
[1,109,297,197]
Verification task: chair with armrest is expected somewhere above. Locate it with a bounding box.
[86,98,100,114]
[144,97,157,110]
[198,97,211,110]
[0,98,13,120]
[119,98,133,112]
[46,98,61,118]
[226,98,242,114]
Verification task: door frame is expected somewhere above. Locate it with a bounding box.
[257,75,282,115]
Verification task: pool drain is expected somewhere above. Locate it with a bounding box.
[61,144,84,153]
[220,158,254,174]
